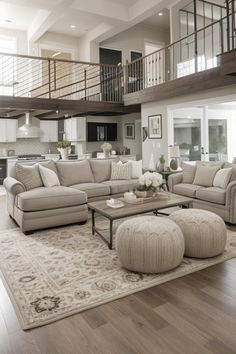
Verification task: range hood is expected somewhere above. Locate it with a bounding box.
[17,112,41,138]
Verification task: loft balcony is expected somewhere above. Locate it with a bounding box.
[0,1,236,116]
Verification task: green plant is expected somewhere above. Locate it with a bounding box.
[56,140,71,149]
[159,154,165,164]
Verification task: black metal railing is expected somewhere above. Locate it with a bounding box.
[124,8,236,94]
[0,53,123,102]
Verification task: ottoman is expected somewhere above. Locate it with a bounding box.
[170,209,227,258]
[116,216,184,273]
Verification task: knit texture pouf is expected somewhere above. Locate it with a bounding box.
[116,216,184,274]
[170,209,227,258]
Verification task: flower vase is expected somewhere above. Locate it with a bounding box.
[103,150,110,158]
[57,148,70,160]
[135,190,154,198]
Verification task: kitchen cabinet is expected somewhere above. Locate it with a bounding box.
[40,121,58,142]
[0,119,17,142]
[64,117,86,142]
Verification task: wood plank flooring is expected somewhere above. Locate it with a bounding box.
[0,194,236,354]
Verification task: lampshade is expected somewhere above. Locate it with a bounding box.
[169,145,180,158]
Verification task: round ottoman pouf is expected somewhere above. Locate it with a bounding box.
[116,216,184,274]
[170,209,227,258]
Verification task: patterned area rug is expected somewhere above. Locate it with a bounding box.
[0,218,236,330]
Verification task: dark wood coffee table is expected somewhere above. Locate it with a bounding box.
[88,193,193,249]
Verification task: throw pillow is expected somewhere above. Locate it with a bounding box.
[182,162,196,184]
[193,165,220,187]
[213,168,232,189]
[38,164,60,188]
[130,160,142,179]
[223,162,236,183]
[111,161,132,180]
[15,163,43,191]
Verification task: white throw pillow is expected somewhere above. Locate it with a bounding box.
[213,168,232,189]
[38,164,60,188]
[130,160,142,179]
[111,161,132,180]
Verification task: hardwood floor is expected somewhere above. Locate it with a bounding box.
[0,194,236,354]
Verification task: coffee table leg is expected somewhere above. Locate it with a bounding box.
[92,209,95,235]
[109,220,113,250]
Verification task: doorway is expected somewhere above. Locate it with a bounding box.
[169,107,229,162]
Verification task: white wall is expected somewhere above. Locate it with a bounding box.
[0,27,28,54]
[141,103,168,169]
[100,24,170,64]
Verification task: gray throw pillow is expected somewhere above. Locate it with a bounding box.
[193,165,220,187]
[111,161,132,180]
[182,163,196,184]
[15,164,43,191]
[89,159,111,182]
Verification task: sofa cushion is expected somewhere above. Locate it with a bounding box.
[182,163,196,184]
[173,183,202,198]
[89,159,111,183]
[15,163,43,191]
[196,187,226,205]
[193,165,220,187]
[16,186,87,212]
[38,160,58,174]
[213,168,232,189]
[56,160,94,186]
[70,183,110,198]
[102,179,138,195]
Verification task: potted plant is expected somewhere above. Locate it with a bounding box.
[101,142,112,158]
[135,171,164,198]
[157,154,165,172]
[56,140,71,160]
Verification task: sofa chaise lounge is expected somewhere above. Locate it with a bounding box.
[4,159,138,234]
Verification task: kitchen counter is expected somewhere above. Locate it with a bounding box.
[0,156,18,160]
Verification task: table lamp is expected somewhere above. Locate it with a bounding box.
[169,145,180,170]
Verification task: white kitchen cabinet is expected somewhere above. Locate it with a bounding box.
[64,117,86,142]
[0,119,17,142]
[40,121,58,142]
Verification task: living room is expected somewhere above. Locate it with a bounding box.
[1,1,236,353]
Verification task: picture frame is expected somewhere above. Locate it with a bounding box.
[124,123,135,139]
[148,114,162,139]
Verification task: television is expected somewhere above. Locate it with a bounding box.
[87,122,117,142]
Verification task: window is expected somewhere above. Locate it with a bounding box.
[177,55,217,78]
[130,51,142,62]
[0,35,17,96]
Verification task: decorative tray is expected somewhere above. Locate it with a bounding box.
[106,200,124,208]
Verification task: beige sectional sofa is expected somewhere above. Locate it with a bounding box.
[4,159,138,234]
[168,161,236,224]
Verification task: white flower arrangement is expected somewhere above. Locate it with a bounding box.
[101,142,112,152]
[137,171,163,192]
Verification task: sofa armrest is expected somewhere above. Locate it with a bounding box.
[168,173,183,192]
[3,177,26,196]
[226,181,236,223]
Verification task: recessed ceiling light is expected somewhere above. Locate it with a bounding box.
[5,18,15,23]
[70,24,76,29]
[158,12,163,16]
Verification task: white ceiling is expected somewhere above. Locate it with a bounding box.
[0,0,174,43]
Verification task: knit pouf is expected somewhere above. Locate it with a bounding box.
[170,209,227,258]
[116,216,184,274]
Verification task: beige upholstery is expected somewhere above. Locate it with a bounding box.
[193,165,220,187]
[89,159,111,182]
[170,209,227,258]
[70,183,110,198]
[102,179,138,194]
[116,216,184,273]
[16,186,87,211]
[15,163,43,190]
[182,163,196,184]
[196,187,226,205]
[56,160,94,186]
[173,183,202,198]
[39,160,58,174]
[3,177,25,195]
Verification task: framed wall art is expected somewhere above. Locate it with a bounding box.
[124,123,135,139]
[148,114,162,139]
